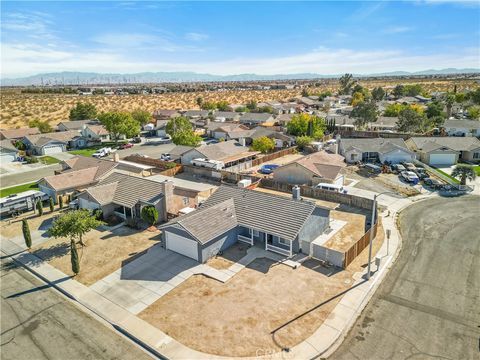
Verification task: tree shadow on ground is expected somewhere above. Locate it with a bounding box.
[22,242,70,265]
[302,258,342,277]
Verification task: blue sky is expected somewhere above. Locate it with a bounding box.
[1,1,479,78]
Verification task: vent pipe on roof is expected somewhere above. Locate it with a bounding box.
[292,185,301,200]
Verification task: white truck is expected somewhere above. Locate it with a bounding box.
[191,158,225,170]
[92,147,113,158]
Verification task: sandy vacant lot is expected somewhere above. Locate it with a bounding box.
[31,226,161,286]
[139,257,353,357]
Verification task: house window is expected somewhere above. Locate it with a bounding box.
[183,197,189,205]
[350,154,356,161]
[473,152,480,159]
[278,238,288,246]
[250,229,259,237]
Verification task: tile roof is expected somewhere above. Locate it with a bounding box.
[408,137,480,152]
[57,119,99,130]
[175,199,237,245]
[239,113,274,122]
[192,140,256,162]
[86,125,109,135]
[61,156,117,179]
[213,111,240,119]
[443,119,480,130]
[290,151,345,180]
[0,139,18,152]
[200,185,317,241]
[0,127,40,139]
[184,110,209,118]
[340,138,409,154]
[42,167,99,191]
[25,130,81,146]
[93,172,166,208]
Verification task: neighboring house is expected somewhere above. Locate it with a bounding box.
[367,117,399,132]
[275,113,295,127]
[239,113,275,126]
[57,119,99,132]
[77,172,174,223]
[442,119,480,137]
[160,185,330,263]
[326,115,356,130]
[405,137,480,165]
[148,174,216,214]
[0,139,19,163]
[60,154,153,176]
[213,111,241,122]
[339,138,415,164]
[155,120,169,137]
[297,97,321,107]
[180,140,259,168]
[273,151,346,186]
[81,124,110,142]
[205,123,249,140]
[241,127,294,148]
[0,127,40,140]
[39,156,118,201]
[183,110,210,120]
[152,109,181,121]
[22,131,84,155]
[168,145,194,163]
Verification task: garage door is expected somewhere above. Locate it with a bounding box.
[1,153,16,163]
[430,154,456,166]
[43,145,63,155]
[166,232,198,261]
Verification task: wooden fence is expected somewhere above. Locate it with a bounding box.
[123,155,183,176]
[343,219,379,268]
[251,146,297,167]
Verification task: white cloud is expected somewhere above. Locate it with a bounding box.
[185,32,209,41]
[384,26,413,34]
[1,12,57,41]
[2,42,478,78]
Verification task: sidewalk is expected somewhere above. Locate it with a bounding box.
[0,196,416,360]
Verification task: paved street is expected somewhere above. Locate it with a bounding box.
[0,257,154,360]
[0,164,61,188]
[107,141,176,160]
[330,195,480,360]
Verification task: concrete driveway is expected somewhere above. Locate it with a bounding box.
[330,195,480,360]
[89,244,199,314]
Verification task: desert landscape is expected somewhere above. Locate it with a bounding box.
[1,78,476,129]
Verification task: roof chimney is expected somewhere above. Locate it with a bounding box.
[292,185,301,200]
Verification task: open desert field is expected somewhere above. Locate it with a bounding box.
[0,78,476,129]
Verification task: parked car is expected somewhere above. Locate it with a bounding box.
[157,135,172,144]
[68,199,79,210]
[414,168,429,180]
[160,153,171,161]
[364,163,382,174]
[119,143,134,149]
[315,183,346,193]
[400,171,419,184]
[402,162,417,171]
[391,164,406,173]
[131,137,142,143]
[423,178,443,189]
[259,164,279,174]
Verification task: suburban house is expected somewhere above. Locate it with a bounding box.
[77,172,174,224]
[205,123,249,140]
[148,174,216,214]
[0,127,40,140]
[155,120,170,137]
[273,151,346,186]
[275,113,295,127]
[180,140,259,168]
[168,145,194,163]
[213,111,241,122]
[22,130,85,155]
[339,138,415,164]
[367,117,399,132]
[239,113,275,126]
[183,110,210,120]
[160,185,330,263]
[80,124,110,142]
[405,137,480,165]
[441,119,480,137]
[57,119,99,132]
[241,127,295,148]
[0,139,19,163]
[38,156,118,201]
[152,109,181,121]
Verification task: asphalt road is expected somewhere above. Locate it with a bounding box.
[330,195,480,360]
[108,141,176,160]
[0,164,62,188]
[0,257,154,360]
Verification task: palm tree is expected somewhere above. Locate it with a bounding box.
[451,164,476,185]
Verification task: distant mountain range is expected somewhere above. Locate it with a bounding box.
[1,68,479,86]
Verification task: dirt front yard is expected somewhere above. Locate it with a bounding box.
[139,258,353,357]
[207,242,248,270]
[31,226,161,286]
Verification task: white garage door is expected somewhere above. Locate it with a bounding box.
[166,232,198,260]
[1,153,16,163]
[43,145,63,155]
[430,154,456,166]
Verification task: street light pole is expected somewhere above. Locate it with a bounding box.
[366,195,376,280]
